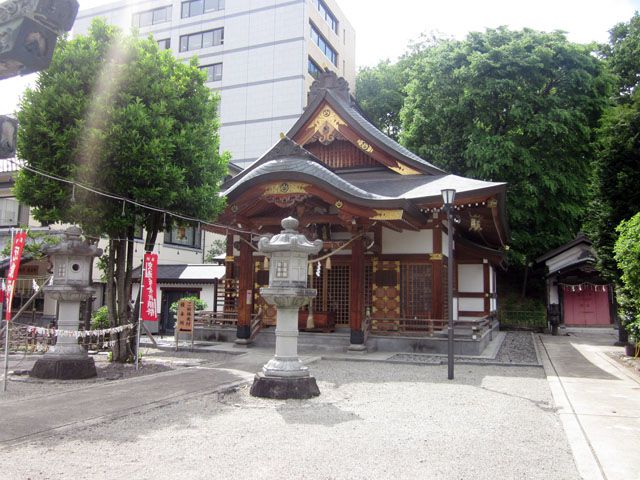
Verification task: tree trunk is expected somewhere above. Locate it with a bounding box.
[111,238,130,362]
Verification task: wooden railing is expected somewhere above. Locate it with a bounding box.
[194,311,238,328]
[371,316,493,337]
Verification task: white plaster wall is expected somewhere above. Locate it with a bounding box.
[381,228,433,255]
[459,298,484,311]
[458,264,484,293]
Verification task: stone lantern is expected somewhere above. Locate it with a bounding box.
[250,217,323,399]
[31,226,102,379]
[0,0,80,80]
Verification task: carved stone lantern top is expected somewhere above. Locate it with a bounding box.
[44,225,102,258]
[258,217,323,255]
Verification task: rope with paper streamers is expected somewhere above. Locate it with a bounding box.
[559,282,610,293]
[24,323,134,338]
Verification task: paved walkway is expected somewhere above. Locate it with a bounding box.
[537,329,640,480]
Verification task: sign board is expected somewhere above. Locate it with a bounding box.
[175,300,195,351]
[177,300,194,332]
[5,230,27,321]
[141,253,158,321]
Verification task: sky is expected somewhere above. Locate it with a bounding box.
[1,0,639,114]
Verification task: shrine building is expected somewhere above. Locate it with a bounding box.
[213,71,509,351]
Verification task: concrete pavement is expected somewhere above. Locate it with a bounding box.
[537,329,640,480]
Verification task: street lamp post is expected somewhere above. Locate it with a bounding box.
[441,188,456,380]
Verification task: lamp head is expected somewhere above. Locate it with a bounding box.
[441,188,456,206]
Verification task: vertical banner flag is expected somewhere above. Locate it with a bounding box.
[141,253,158,321]
[5,230,27,321]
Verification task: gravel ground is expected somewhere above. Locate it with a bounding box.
[0,360,578,480]
[389,331,539,366]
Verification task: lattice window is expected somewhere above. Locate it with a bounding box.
[327,265,350,325]
[400,264,433,318]
[364,264,373,313]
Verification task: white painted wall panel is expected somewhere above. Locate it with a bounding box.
[459,298,484,311]
[381,228,433,254]
[458,264,484,293]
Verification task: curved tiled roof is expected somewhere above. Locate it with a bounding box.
[222,158,394,201]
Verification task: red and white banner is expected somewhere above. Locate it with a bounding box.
[5,230,27,321]
[141,253,158,321]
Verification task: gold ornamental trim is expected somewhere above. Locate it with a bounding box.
[263,182,309,195]
[389,163,421,175]
[430,253,443,261]
[371,209,404,221]
[487,198,498,208]
[307,106,346,145]
[225,256,235,262]
[356,139,374,153]
[335,200,344,209]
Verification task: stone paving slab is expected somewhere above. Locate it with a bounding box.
[0,367,251,446]
[538,330,640,480]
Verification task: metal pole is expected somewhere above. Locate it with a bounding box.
[2,292,8,392]
[135,257,144,371]
[3,228,15,392]
[447,207,455,380]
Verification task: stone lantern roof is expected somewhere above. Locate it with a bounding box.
[258,217,322,255]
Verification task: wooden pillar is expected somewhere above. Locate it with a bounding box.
[432,218,443,320]
[349,234,364,344]
[236,234,253,339]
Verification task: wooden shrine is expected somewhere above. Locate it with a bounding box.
[211,72,509,347]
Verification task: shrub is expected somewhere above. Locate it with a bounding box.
[169,296,207,313]
[614,212,640,337]
[90,306,110,329]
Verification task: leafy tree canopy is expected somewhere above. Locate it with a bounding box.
[585,12,640,281]
[355,60,407,140]
[16,19,227,241]
[399,27,611,265]
[614,213,640,336]
[16,19,228,358]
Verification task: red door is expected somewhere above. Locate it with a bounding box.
[563,287,611,326]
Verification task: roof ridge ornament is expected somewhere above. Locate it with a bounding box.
[308,70,350,105]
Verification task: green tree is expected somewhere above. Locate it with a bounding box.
[586,13,640,281]
[204,238,226,263]
[16,20,228,360]
[400,27,610,266]
[614,213,640,336]
[355,60,407,140]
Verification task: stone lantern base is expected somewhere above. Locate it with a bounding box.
[30,356,97,380]
[250,372,320,399]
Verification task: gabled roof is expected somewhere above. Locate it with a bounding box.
[287,72,445,176]
[132,264,225,283]
[536,233,593,264]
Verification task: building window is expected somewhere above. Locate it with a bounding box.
[308,57,322,78]
[181,0,225,18]
[0,198,19,226]
[157,38,171,50]
[310,23,337,65]
[132,6,172,27]
[179,28,224,52]
[164,224,201,249]
[201,63,223,82]
[316,0,338,33]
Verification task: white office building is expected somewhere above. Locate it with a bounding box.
[73,0,356,169]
